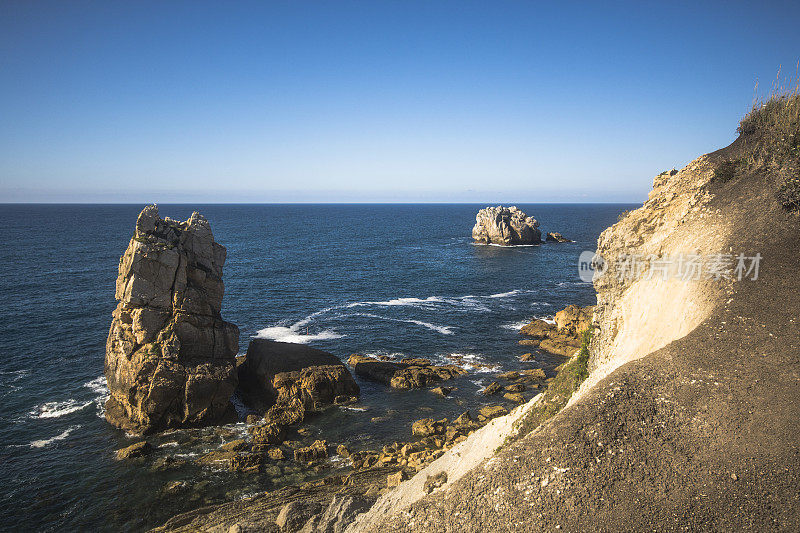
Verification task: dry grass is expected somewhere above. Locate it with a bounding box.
[730,65,800,211]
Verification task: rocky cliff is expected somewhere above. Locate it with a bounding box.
[347,97,800,531]
[104,205,239,433]
[471,206,542,245]
[153,96,800,531]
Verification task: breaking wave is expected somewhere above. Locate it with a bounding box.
[254,289,541,343]
[501,320,531,331]
[349,313,454,335]
[256,326,344,344]
[29,425,81,448]
[30,399,92,419]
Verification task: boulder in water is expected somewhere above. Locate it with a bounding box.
[472,206,542,245]
[237,339,359,415]
[347,354,466,389]
[546,232,573,243]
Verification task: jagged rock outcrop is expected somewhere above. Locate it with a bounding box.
[238,339,359,412]
[518,304,594,356]
[239,339,359,447]
[347,355,467,389]
[471,206,542,245]
[104,205,239,433]
[553,304,594,335]
[545,232,572,243]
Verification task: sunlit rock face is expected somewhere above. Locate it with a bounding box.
[104,205,239,433]
[471,206,542,245]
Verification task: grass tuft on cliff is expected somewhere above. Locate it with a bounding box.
[724,68,800,211]
[509,328,593,442]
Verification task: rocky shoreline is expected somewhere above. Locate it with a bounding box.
[129,303,594,532]
[105,205,597,532]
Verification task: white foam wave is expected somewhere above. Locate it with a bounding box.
[347,296,442,308]
[501,320,530,331]
[292,306,341,328]
[83,376,110,417]
[347,295,490,312]
[488,290,523,298]
[30,399,92,419]
[255,289,542,342]
[29,425,81,448]
[351,313,454,335]
[446,352,500,373]
[256,326,344,344]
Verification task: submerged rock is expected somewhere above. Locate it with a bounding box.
[481,381,503,396]
[104,205,239,433]
[471,206,542,245]
[115,441,153,460]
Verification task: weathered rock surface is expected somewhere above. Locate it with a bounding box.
[471,206,542,245]
[350,116,800,532]
[347,355,466,389]
[294,440,328,463]
[238,339,358,412]
[545,232,572,243]
[302,495,372,533]
[276,500,323,532]
[554,304,594,336]
[104,205,239,433]
[115,440,153,460]
[517,304,594,356]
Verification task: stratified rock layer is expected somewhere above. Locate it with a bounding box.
[104,205,239,433]
[471,206,542,245]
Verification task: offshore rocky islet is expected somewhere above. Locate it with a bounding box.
[471,205,572,245]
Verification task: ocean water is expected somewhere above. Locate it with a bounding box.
[0,203,633,531]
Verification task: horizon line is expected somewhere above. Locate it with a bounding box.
[0,200,643,206]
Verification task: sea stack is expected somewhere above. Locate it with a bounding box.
[472,206,542,245]
[104,205,239,433]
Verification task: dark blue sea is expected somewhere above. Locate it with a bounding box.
[0,203,633,531]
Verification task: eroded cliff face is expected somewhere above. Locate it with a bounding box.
[104,205,239,433]
[579,155,736,399]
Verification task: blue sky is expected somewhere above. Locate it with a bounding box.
[1,1,799,203]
